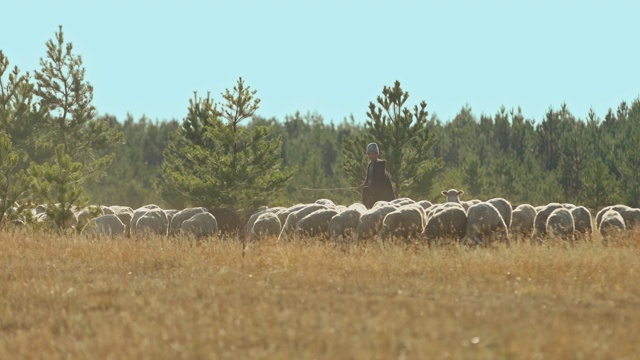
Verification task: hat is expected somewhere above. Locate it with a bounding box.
[366,142,379,154]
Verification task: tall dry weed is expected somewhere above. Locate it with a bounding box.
[1,229,639,359]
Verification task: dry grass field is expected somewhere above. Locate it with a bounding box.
[1,229,640,360]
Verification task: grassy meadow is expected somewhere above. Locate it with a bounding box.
[1,229,640,360]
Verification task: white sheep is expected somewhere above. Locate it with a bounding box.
[616,206,640,229]
[278,204,329,241]
[463,202,509,245]
[570,206,593,240]
[164,209,180,224]
[250,212,282,240]
[598,209,626,241]
[371,200,396,209]
[334,205,348,212]
[426,202,464,219]
[356,204,399,240]
[315,198,336,207]
[390,197,417,207]
[105,205,134,216]
[169,207,208,235]
[422,203,467,244]
[487,198,513,228]
[348,202,367,213]
[132,207,169,237]
[416,200,433,210]
[441,189,464,203]
[180,212,218,239]
[242,207,285,238]
[595,206,613,230]
[295,208,340,239]
[510,204,537,240]
[108,205,134,236]
[596,205,640,230]
[328,206,364,243]
[101,205,115,215]
[545,207,575,241]
[81,214,126,238]
[533,203,563,238]
[461,199,482,211]
[378,204,427,243]
[275,204,306,227]
[75,206,104,228]
[425,201,463,216]
[130,204,162,233]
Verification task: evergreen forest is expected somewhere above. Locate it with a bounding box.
[85,99,640,211]
[2,27,640,227]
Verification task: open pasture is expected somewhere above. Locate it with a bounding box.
[1,230,639,360]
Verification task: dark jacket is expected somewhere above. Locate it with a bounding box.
[361,159,396,209]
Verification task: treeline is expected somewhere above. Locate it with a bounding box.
[2,26,639,230]
[86,98,640,211]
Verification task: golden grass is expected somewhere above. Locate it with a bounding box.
[1,230,640,360]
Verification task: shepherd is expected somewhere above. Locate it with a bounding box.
[357,142,396,209]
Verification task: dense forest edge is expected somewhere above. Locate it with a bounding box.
[2,26,640,229]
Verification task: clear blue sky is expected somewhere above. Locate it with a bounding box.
[2,0,639,124]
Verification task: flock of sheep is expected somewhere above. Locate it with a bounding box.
[25,188,636,245]
[244,189,639,245]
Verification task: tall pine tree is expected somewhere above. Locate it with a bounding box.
[343,80,443,199]
[0,51,38,226]
[33,25,123,181]
[162,78,295,209]
[27,26,123,226]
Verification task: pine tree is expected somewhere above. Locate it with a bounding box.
[162,78,295,209]
[0,51,43,160]
[346,80,443,199]
[461,156,484,197]
[276,112,351,204]
[28,145,88,230]
[558,118,590,203]
[536,107,563,171]
[83,115,179,208]
[617,99,640,207]
[33,25,123,181]
[0,132,31,226]
[583,157,619,210]
[0,52,38,226]
[340,129,370,197]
